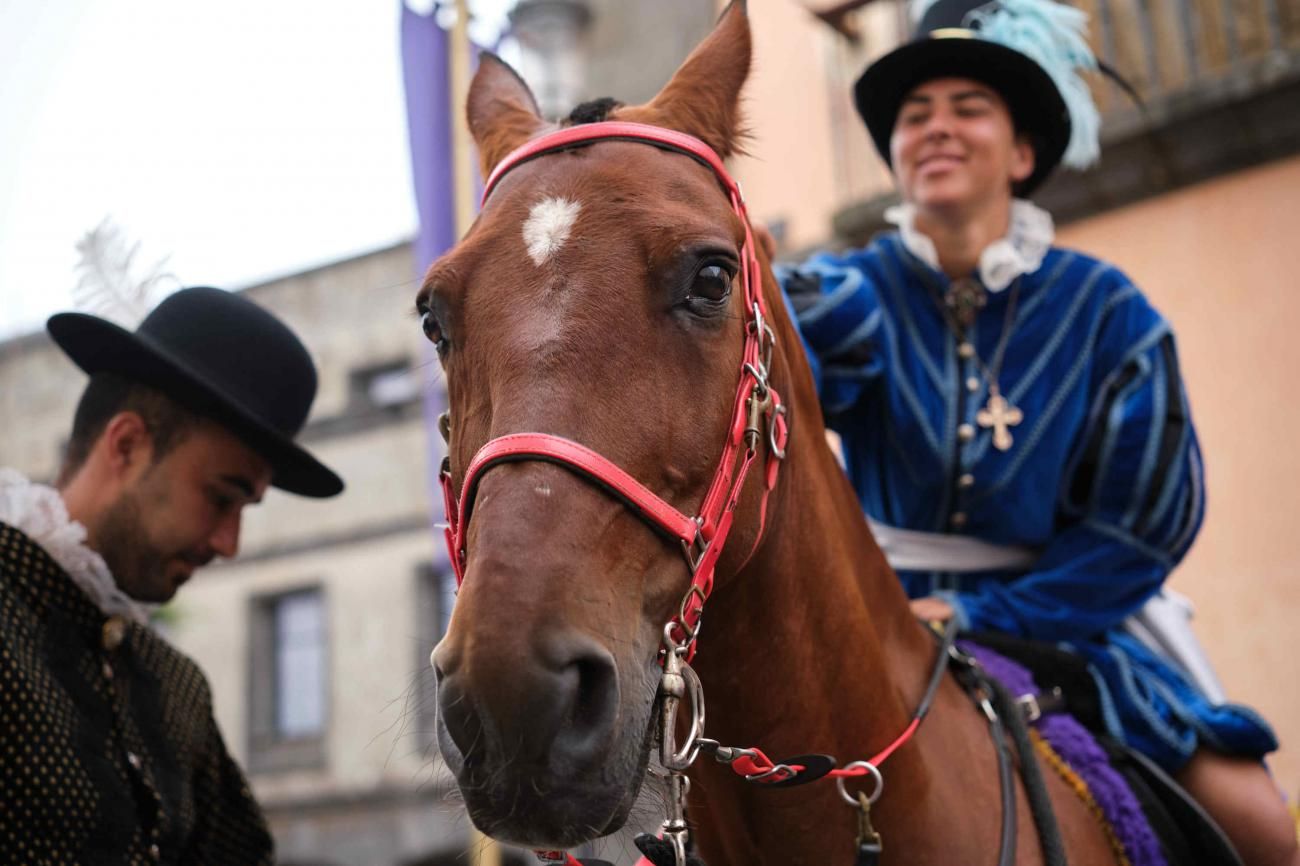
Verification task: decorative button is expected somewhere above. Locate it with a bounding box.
[959,473,975,489]
[101,661,113,680]
[951,512,969,528]
[957,423,976,442]
[102,617,127,651]
[966,376,981,393]
[127,751,142,770]
[958,342,976,359]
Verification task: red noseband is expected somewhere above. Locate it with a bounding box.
[438,121,788,654]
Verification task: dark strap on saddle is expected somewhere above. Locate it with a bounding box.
[963,631,1106,731]
[949,645,1069,866]
[986,673,1070,866]
[988,692,1019,866]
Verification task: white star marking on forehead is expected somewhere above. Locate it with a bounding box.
[522,197,581,266]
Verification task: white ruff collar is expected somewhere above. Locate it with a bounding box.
[885,198,1056,292]
[0,468,149,624]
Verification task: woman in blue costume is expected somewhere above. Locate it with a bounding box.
[774,0,1296,861]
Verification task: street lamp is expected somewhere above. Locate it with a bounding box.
[509,0,593,119]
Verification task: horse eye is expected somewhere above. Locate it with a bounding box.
[420,308,446,349]
[688,264,733,304]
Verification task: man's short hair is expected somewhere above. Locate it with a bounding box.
[60,372,202,483]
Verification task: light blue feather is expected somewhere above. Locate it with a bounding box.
[966,0,1101,168]
[910,0,945,24]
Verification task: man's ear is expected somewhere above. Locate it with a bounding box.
[1010,135,1036,185]
[99,411,154,479]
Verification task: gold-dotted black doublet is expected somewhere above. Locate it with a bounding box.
[0,523,273,865]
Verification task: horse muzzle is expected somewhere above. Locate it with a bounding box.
[433,628,651,846]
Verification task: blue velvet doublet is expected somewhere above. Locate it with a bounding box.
[777,233,1277,770]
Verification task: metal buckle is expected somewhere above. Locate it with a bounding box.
[676,585,706,633]
[744,384,772,450]
[1016,687,1063,724]
[1017,693,1043,724]
[680,521,707,575]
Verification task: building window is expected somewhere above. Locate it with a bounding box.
[349,358,419,411]
[415,562,457,750]
[274,591,327,738]
[250,586,329,772]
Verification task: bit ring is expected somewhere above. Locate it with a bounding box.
[835,761,884,807]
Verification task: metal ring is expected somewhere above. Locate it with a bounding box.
[661,661,707,770]
[768,402,787,461]
[835,761,884,807]
[680,663,706,765]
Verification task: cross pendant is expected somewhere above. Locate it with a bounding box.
[976,389,1023,452]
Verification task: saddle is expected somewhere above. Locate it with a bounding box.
[965,632,1242,866]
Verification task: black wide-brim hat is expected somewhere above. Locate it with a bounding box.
[855,0,1072,195]
[48,287,343,498]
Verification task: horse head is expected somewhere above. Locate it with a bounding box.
[422,3,807,848]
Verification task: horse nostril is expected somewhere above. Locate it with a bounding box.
[571,654,616,725]
[552,643,621,762]
[434,631,623,772]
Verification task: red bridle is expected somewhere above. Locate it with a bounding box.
[438,121,789,658]
[438,121,955,866]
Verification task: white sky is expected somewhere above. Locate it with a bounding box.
[0,0,510,340]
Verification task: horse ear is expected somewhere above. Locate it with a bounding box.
[629,1,751,159]
[466,52,546,178]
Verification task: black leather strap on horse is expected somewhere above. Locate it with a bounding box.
[985,670,1070,866]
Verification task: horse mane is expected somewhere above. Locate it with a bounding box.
[566,97,623,125]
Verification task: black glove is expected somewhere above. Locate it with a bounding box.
[633,833,708,866]
[782,270,823,316]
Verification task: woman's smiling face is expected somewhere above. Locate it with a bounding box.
[890,77,1035,211]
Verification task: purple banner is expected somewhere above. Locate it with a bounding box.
[401,2,456,271]
[401,2,454,532]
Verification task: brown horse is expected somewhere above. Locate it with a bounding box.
[422,4,1117,864]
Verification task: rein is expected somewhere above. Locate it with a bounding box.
[437,121,1057,866]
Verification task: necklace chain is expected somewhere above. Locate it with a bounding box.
[930,276,1025,451]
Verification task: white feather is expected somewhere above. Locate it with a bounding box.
[72,219,177,327]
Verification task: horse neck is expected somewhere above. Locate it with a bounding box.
[687,382,945,860]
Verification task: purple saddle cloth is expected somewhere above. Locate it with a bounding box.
[961,640,1169,866]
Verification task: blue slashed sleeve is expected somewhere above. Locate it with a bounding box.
[949,288,1206,642]
[776,252,888,421]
